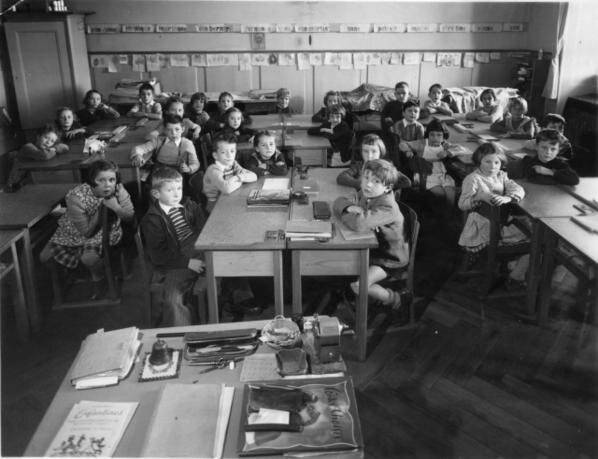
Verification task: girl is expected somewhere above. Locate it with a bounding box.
[55,107,87,141]
[246,130,288,176]
[76,89,120,126]
[458,143,527,280]
[40,160,134,299]
[491,96,537,139]
[222,107,255,143]
[185,92,211,127]
[422,83,453,118]
[275,88,293,114]
[337,133,411,191]
[465,88,502,123]
[404,120,456,208]
[147,97,201,140]
[312,90,342,123]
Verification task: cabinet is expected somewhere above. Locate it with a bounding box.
[4,14,91,129]
[510,57,550,118]
[563,94,598,176]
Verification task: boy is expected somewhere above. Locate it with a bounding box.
[275,88,293,114]
[381,82,412,133]
[147,97,201,140]
[422,83,453,118]
[246,130,288,177]
[130,114,200,175]
[333,159,411,320]
[141,167,207,326]
[307,104,354,167]
[510,129,579,185]
[523,113,573,160]
[203,133,257,212]
[5,124,69,192]
[126,82,162,120]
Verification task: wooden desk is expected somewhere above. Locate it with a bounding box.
[561,177,598,210]
[514,180,587,319]
[248,114,284,131]
[194,178,287,322]
[24,321,363,458]
[0,182,75,331]
[537,217,598,324]
[0,229,29,341]
[280,113,320,130]
[283,131,330,167]
[288,168,377,361]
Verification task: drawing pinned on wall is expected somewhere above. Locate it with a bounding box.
[277,53,295,66]
[502,23,524,32]
[157,54,169,69]
[366,53,382,66]
[207,54,239,66]
[475,52,490,63]
[242,24,271,33]
[403,52,421,65]
[339,24,370,33]
[238,53,252,71]
[268,54,278,65]
[251,54,270,66]
[170,54,190,67]
[122,24,154,33]
[90,55,109,68]
[145,54,160,72]
[463,53,475,68]
[472,23,503,33]
[436,52,461,67]
[379,53,391,65]
[309,53,323,66]
[353,53,367,70]
[156,24,189,33]
[294,24,330,33]
[439,23,471,33]
[132,54,146,72]
[373,24,406,33]
[324,53,342,66]
[297,53,310,71]
[422,52,436,62]
[106,56,118,73]
[490,52,501,60]
[275,24,294,33]
[87,24,120,34]
[389,52,402,65]
[339,53,353,69]
[190,54,207,67]
[406,23,438,33]
[194,24,236,33]
[118,55,129,65]
[250,33,266,50]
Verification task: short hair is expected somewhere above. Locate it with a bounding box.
[429,83,443,93]
[327,104,346,118]
[138,82,154,94]
[395,81,409,90]
[162,114,183,126]
[361,133,386,158]
[189,92,207,105]
[164,96,184,112]
[425,119,449,140]
[323,90,341,106]
[55,106,74,121]
[82,89,103,106]
[276,88,291,99]
[508,96,528,114]
[85,159,120,187]
[212,132,237,151]
[403,100,420,112]
[471,142,507,167]
[225,106,243,122]
[480,88,497,101]
[253,130,275,148]
[535,128,563,145]
[541,113,566,128]
[363,159,399,188]
[218,91,233,102]
[151,166,182,190]
[37,123,58,138]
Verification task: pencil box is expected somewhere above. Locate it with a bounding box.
[183,328,259,363]
[312,201,331,220]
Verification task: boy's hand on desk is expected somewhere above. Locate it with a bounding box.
[188,258,205,273]
[320,128,333,134]
[491,195,511,206]
[179,163,191,173]
[345,205,364,215]
[532,165,554,176]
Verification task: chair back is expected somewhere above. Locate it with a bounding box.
[397,201,420,293]
[188,170,206,210]
[199,132,213,171]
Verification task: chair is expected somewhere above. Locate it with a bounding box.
[199,132,213,171]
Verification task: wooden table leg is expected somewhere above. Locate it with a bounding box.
[356,248,369,361]
[10,239,30,341]
[526,221,543,318]
[204,252,219,323]
[536,228,557,325]
[292,251,302,316]
[21,229,40,332]
[273,250,284,316]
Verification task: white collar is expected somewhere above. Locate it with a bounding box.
[164,137,182,147]
[159,201,183,214]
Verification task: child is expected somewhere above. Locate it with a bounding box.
[203,133,257,212]
[55,107,86,141]
[39,159,134,299]
[458,143,527,282]
[130,114,200,176]
[510,129,579,185]
[307,104,354,167]
[465,88,502,123]
[523,113,573,159]
[76,89,120,126]
[337,133,411,191]
[221,107,255,143]
[312,90,342,123]
[126,82,162,120]
[404,120,456,208]
[185,92,211,128]
[5,124,69,192]
[391,100,424,171]
[333,159,411,316]
[158,97,201,140]
[422,84,453,118]
[275,88,293,114]
[141,167,207,326]
[207,91,252,131]
[381,82,412,133]
[490,96,536,139]
[246,130,288,177]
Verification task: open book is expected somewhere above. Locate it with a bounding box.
[70,327,141,389]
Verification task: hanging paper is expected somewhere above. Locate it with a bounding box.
[107,56,118,73]
[389,52,401,65]
[373,24,406,33]
[275,24,294,33]
[157,54,169,69]
[194,24,235,33]
[503,23,524,32]
[297,53,310,71]
[324,53,342,66]
[463,53,475,68]
[238,54,252,71]
[156,24,189,33]
[170,54,189,67]
[403,52,421,65]
[309,53,323,66]
[406,23,438,33]
[490,52,501,60]
[339,53,353,70]
[278,53,295,66]
[117,54,129,65]
[475,52,490,63]
[145,54,160,72]
[339,24,370,33]
[251,54,270,66]
[439,23,471,33]
[367,53,382,66]
[207,54,239,67]
[436,52,461,67]
[191,53,207,67]
[132,54,146,72]
[87,24,120,34]
[472,23,503,33]
[90,55,109,68]
[379,53,391,64]
[242,24,272,33]
[353,53,367,70]
[422,52,436,62]
[294,24,330,33]
[122,24,154,33]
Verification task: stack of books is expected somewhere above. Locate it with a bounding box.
[285,220,333,241]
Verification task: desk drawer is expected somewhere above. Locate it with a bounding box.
[298,250,360,275]
[213,251,276,276]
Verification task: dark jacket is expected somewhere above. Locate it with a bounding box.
[510,155,579,186]
[221,125,256,143]
[246,150,288,177]
[381,100,406,132]
[141,198,207,271]
[308,121,354,162]
[337,160,411,191]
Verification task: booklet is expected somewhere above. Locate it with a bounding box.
[44,400,138,457]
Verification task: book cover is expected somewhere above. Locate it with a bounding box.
[44,401,138,457]
[237,378,362,456]
[337,222,373,241]
[285,220,332,238]
[247,189,290,206]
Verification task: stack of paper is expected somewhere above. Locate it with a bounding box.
[285,220,332,240]
[70,327,141,389]
[247,178,291,207]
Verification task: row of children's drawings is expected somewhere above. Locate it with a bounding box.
[91,51,506,72]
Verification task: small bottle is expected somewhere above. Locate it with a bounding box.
[302,321,316,360]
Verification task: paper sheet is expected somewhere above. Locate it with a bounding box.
[353,53,367,69]
[238,53,252,71]
[251,53,270,66]
[170,54,189,67]
[297,53,310,70]
[403,52,421,65]
[339,53,353,69]
[463,52,475,68]
[191,53,207,67]
[309,53,323,66]
[262,177,290,190]
[278,53,295,66]
[437,52,462,67]
[475,52,491,63]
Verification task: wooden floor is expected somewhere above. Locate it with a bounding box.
[1,199,597,457]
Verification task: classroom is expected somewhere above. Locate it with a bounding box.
[0,0,596,457]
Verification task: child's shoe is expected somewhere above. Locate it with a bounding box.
[387,288,412,326]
